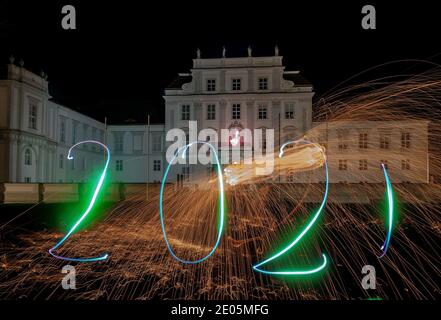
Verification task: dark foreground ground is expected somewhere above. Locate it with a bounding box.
[0,195,439,300]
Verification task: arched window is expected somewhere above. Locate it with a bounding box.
[24,149,32,165]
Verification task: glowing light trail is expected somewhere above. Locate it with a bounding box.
[159,141,226,264]
[49,140,110,262]
[253,140,328,275]
[379,163,394,258]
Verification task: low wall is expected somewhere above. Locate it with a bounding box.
[0,183,158,204]
[103,183,123,202]
[0,182,437,204]
[43,183,79,203]
[3,183,42,203]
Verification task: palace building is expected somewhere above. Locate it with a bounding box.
[0,49,429,185]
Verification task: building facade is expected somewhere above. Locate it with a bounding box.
[0,62,106,183]
[164,52,314,183]
[0,52,430,184]
[308,120,429,183]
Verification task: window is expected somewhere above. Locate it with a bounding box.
[152,134,162,152]
[72,125,77,144]
[338,160,348,170]
[359,159,368,170]
[359,133,368,149]
[402,159,410,170]
[181,104,190,120]
[401,132,411,149]
[116,160,123,171]
[258,105,268,120]
[232,78,241,91]
[60,121,66,143]
[59,154,64,169]
[338,130,348,151]
[232,104,241,120]
[207,104,216,120]
[206,79,216,92]
[380,133,390,149]
[28,103,37,129]
[24,149,32,165]
[83,124,89,140]
[182,166,190,181]
[285,103,295,119]
[258,77,268,90]
[24,177,31,183]
[91,128,97,150]
[153,160,161,171]
[317,130,328,150]
[133,135,142,151]
[70,158,75,170]
[380,160,388,170]
[115,135,124,152]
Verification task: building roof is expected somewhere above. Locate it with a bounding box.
[166,74,192,89]
[283,72,311,86]
[166,72,312,90]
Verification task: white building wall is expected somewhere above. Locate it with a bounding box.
[163,55,314,183]
[0,54,431,186]
[106,124,164,183]
[307,121,429,184]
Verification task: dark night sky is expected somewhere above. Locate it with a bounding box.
[1,0,440,124]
